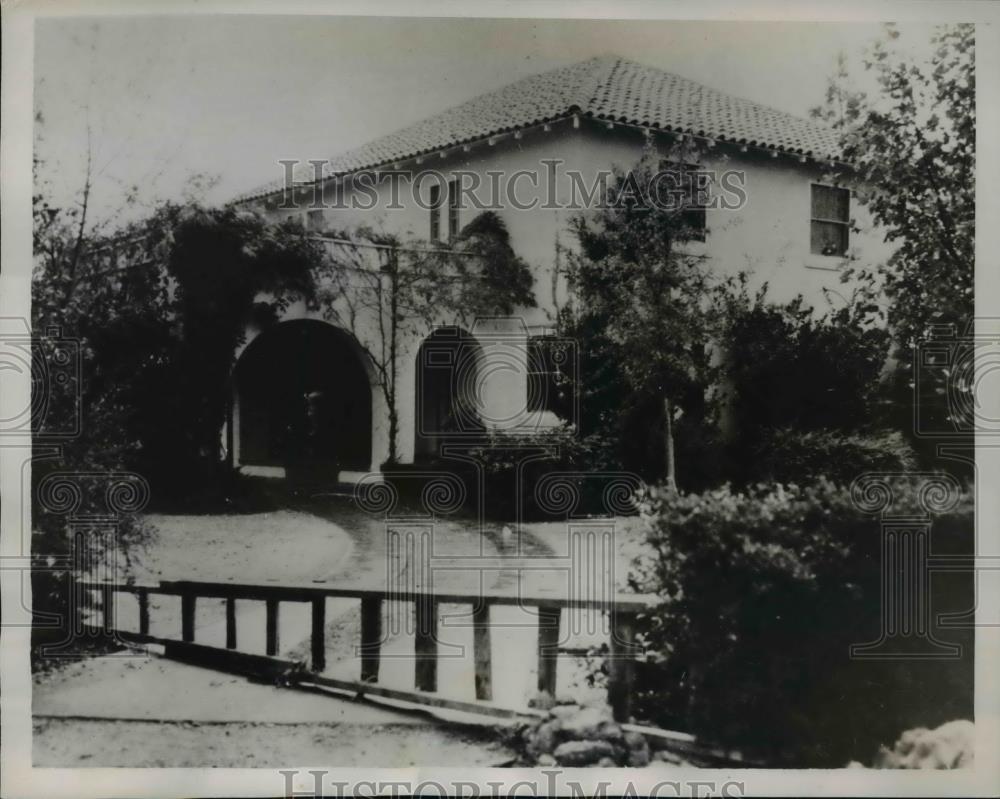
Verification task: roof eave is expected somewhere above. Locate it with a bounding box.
[231,113,846,207]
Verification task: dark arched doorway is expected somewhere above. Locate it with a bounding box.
[235,320,372,478]
[414,326,483,461]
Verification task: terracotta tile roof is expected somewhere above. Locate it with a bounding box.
[234,54,840,203]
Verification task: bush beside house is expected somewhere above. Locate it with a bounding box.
[627,478,974,766]
[750,428,918,486]
[464,425,622,520]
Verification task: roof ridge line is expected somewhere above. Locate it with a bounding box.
[602,53,835,132]
[232,53,841,204]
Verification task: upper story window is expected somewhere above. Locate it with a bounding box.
[429,179,461,242]
[448,178,460,239]
[429,183,442,241]
[810,184,850,257]
[659,160,707,242]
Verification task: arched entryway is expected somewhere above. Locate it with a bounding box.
[414,327,484,460]
[234,320,372,478]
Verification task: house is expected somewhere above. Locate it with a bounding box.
[228,54,892,481]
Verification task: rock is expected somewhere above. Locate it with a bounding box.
[873,720,974,769]
[596,720,624,743]
[624,731,651,767]
[561,707,609,739]
[553,740,617,767]
[527,720,562,757]
[597,757,617,767]
[513,720,533,740]
[528,691,556,710]
[580,698,616,717]
[536,753,557,767]
[654,749,687,765]
[551,705,581,721]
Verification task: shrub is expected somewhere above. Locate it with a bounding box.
[466,424,624,520]
[31,481,157,671]
[750,428,918,486]
[715,276,896,486]
[629,478,974,766]
[718,279,890,436]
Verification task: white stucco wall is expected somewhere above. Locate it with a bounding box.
[238,116,893,472]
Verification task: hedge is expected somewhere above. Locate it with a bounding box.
[628,477,974,766]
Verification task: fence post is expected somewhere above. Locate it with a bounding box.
[225,597,237,650]
[181,594,196,643]
[360,597,382,683]
[138,588,150,638]
[607,609,636,722]
[537,605,561,697]
[311,597,326,672]
[414,596,438,692]
[473,602,492,701]
[265,599,280,656]
[101,583,115,637]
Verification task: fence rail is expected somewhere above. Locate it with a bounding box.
[77,577,658,723]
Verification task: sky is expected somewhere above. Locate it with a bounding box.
[32,15,939,227]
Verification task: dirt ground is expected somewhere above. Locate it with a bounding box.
[33,717,514,767]
[132,509,354,582]
[519,515,651,593]
[34,496,647,766]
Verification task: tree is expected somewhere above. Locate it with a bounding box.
[560,143,717,488]
[312,211,535,464]
[32,200,323,505]
[812,24,974,458]
[154,207,322,498]
[713,274,900,485]
[32,101,228,475]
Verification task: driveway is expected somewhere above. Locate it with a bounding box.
[33,503,519,767]
[34,494,642,765]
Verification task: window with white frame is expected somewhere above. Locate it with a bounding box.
[810,184,850,256]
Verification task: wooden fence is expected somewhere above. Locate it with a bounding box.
[78,577,658,723]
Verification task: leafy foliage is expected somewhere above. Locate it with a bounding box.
[717,275,889,434]
[630,479,974,766]
[33,204,322,489]
[465,423,620,519]
[559,144,718,486]
[751,428,918,486]
[713,275,894,484]
[813,24,975,456]
[451,211,536,314]
[148,207,321,500]
[31,200,322,663]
